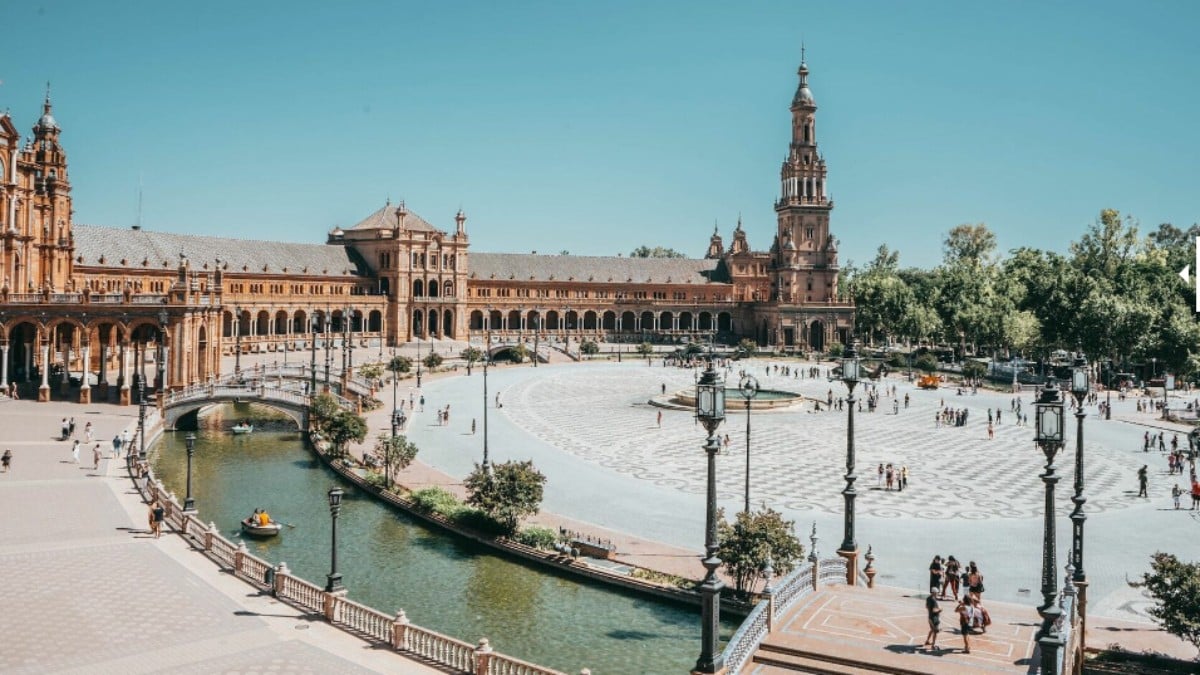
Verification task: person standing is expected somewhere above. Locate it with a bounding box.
[71,439,81,463]
[112,434,122,459]
[69,417,76,437]
[1138,465,1149,498]
[955,595,974,654]
[61,418,70,441]
[942,556,962,599]
[967,562,985,601]
[901,465,909,490]
[92,444,102,470]
[656,410,663,428]
[922,594,942,651]
[1,448,11,473]
[1172,483,1182,509]
[1190,478,1200,510]
[928,555,944,596]
[150,500,165,538]
[84,421,93,443]
[471,419,476,435]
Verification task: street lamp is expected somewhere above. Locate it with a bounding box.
[325,486,345,593]
[482,338,492,472]
[157,308,168,394]
[838,341,861,572]
[416,331,423,388]
[137,377,148,460]
[309,314,318,395]
[1033,379,1065,671]
[693,351,726,674]
[183,433,197,512]
[533,311,540,368]
[234,306,242,378]
[1068,351,1090,642]
[323,310,332,389]
[739,375,759,514]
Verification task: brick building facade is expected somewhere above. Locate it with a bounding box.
[0,63,852,404]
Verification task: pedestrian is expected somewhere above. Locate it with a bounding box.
[471,419,476,435]
[877,463,884,488]
[69,417,76,437]
[61,417,70,441]
[987,421,994,439]
[922,593,941,651]
[928,555,944,596]
[723,434,731,451]
[901,465,909,490]
[955,595,974,654]
[149,500,165,538]
[1,448,11,472]
[437,409,444,425]
[661,382,666,395]
[92,444,102,469]
[112,435,122,459]
[71,439,80,463]
[657,410,663,428]
[84,421,93,443]
[419,395,425,411]
[1191,478,1200,510]
[121,429,130,450]
[444,404,450,424]
[1138,465,1149,498]
[967,562,985,601]
[1172,483,1182,509]
[942,556,961,599]
[886,464,895,491]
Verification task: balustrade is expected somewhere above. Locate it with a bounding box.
[721,599,770,675]
[277,573,327,613]
[335,596,393,643]
[404,625,476,672]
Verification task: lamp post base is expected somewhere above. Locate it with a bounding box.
[78,387,91,404]
[836,547,859,586]
[38,385,50,402]
[325,574,344,594]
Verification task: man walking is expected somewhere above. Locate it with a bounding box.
[112,434,122,459]
[1137,465,1149,498]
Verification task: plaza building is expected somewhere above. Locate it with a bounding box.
[0,61,853,404]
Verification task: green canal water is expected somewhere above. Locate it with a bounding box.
[151,404,736,674]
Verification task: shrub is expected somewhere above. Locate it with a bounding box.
[515,526,560,550]
[915,353,939,373]
[826,342,844,358]
[422,352,443,369]
[451,508,508,537]
[411,486,463,518]
[464,460,547,534]
[579,340,600,356]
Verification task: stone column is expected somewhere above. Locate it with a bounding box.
[78,342,91,404]
[0,341,8,390]
[118,342,131,406]
[59,341,71,398]
[24,342,32,382]
[38,341,50,402]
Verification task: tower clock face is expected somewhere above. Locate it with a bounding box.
[699,390,713,414]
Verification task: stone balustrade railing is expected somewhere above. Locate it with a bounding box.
[1057,576,1081,675]
[218,364,374,398]
[134,468,574,675]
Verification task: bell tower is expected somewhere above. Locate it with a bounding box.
[15,86,75,291]
[773,54,838,303]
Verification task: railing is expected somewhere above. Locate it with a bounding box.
[405,623,476,671]
[818,557,848,585]
[130,294,169,304]
[90,294,126,304]
[771,564,814,617]
[6,293,42,303]
[722,598,770,675]
[132,441,571,675]
[277,573,326,614]
[1057,580,1081,675]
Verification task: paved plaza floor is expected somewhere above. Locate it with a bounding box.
[400,357,1200,646]
[0,396,441,674]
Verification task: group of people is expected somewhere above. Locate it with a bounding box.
[1169,480,1200,510]
[876,463,909,491]
[936,406,970,428]
[247,508,273,526]
[924,556,989,653]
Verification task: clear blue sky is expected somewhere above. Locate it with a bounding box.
[3,1,1197,269]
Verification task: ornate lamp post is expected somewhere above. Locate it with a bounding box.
[325,486,345,593]
[137,377,148,460]
[1033,379,1065,670]
[323,310,332,389]
[739,375,759,514]
[156,308,168,394]
[482,339,492,472]
[416,331,423,388]
[182,433,197,512]
[1069,352,1090,640]
[234,305,243,378]
[533,311,540,368]
[837,341,861,584]
[309,315,318,395]
[693,353,726,674]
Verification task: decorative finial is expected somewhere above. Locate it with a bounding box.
[736,213,743,231]
[386,194,390,206]
[801,41,806,66]
[45,81,51,105]
[713,219,718,235]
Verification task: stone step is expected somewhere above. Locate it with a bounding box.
[755,642,944,675]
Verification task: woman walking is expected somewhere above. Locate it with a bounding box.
[2,448,11,472]
[967,561,985,601]
[955,595,975,653]
[941,556,961,599]
[71,439,80,463]
[149,500,165,538]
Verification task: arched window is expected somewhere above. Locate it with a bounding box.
[413,279,423,297]
[443,280,453,297]
[428,279,439,297]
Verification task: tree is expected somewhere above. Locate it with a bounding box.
[422,352,443,369]
[326,410,368,458]
[716,507,804,595]
[636,342,654,358]
[961,360,986,380]
[1136,552,1200,656]
[579,340,599,355]
[737,338,758,357]
[508,343,529,363]
[387,355,412,378]
[630,245,687,259]
[309,392,342,431]
[464,460,547,534]
[351,364,377,392]
[943,223,997,266]
[914,353,939,373]
[375,433,419,483]
[461,347,483,374]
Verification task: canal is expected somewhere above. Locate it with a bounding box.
[151,405,736,674]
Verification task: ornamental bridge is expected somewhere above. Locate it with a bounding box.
[162,381,356,431]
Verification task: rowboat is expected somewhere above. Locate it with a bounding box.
[241,518,281,537]
[231,423,254,435]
